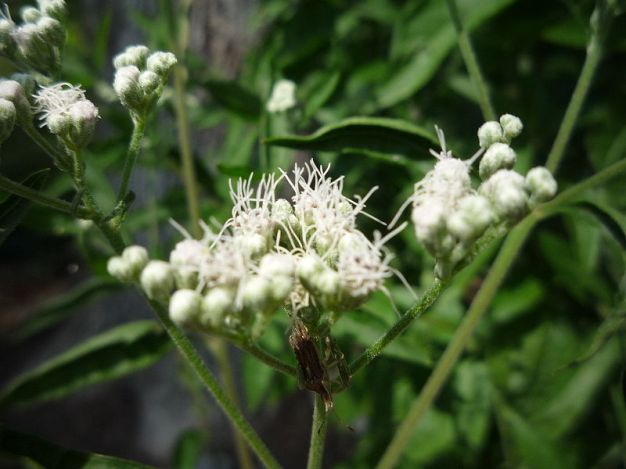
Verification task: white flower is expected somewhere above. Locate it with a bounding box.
[169,289,202,326]
[266,79,296,113]
[141,260,175,302]
[477,121,504,148]
[479,142,516,180]
[500,114,523,140]
[122,245,149,280]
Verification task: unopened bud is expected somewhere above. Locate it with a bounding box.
[0,19,16,55]
[479,143,516,180]
[122,245,149,280]
[259,253,295,278]
[446,195,493,241]
[21,7,42,23]
[146,51,177,76]
[242,276,271,311]
[480,170,528,220]
[67,99,98,148]
[0,80,32,126]
[37,0,66,20]
[113,65,144,111]
[272,198,293,224]
[477,121,504,149]
[236,233,267,257]
[201,288,234,327]
[10,73,36,97]
[107,256,133,283]
[37,16,65,47]
[113,45,150,70]
[140,260,175,302]
[169,289,202,326]
[0,98,16,144]
[500,114,523,140]
[525,166,557,205]
[296,254,325,282]
[139,70,160,95]
[316,269,341,297]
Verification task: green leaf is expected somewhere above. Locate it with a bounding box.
[172,429,205,469]
[377,0,516,109]
[0,321,171,408]
[453,361,492,450]
[10,277,123,343]
[205,79,262,121]
[0,169,50,246]
[495,401,570,469]
[0,425,153,468]
[242,352,275,411]
[574,200,626,250]
[265,116,436,156]
[300,71,341,121]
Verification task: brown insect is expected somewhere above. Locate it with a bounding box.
[289,321,334,411]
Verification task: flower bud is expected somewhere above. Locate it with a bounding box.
[201,287,234,327]
[169,289,202,326]
[446,195,493,241]
[479,143,516,180]
[266,79,296,113]
[236,233,267,257]
[113,45,150,69]
[122,245,149,280]
[480,170,528,220]
[272,198,293,224]
[46,111,72,136]
[269,275,294,302]
[146,51,177,76]
[113,65,144,111]
[140,260,175,302]
[37,0,66,20]
[296,254,325,282]
[242,276,271,311]
[477,121,504,148]
[107,256,133,283]
[316,269,341,297]
[0,80,33,126]
[139,70,160,95]
[0,19,16,55]
[259,253,295,278]
[0,98,16,144]
[66,99,98,148]
[500,114,523,140]
[36,16,65,47]
[525,166,557,205]
[10,73,36,97]
[21,7,42,23]
[169,239,209,289]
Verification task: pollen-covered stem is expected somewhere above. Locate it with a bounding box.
[150,299,282,469]
[446,0,496,121]
[306,395,328,469]
[545,0,614,174]
[350,279,446,374]
[375,215,537,469]
[117,117,146,203]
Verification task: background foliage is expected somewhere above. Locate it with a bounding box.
[1,0,625,467]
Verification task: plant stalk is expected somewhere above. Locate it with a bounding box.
[117,118,147,202]
[446,0,496,121]
[150,300,281,469]
[306,395,328,469]
[545,0,614,174]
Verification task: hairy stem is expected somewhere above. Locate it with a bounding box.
[446,0,496,121]
[117,118,147,202]
[350,279,446,374]
[376,215,538,469]
[545,0,614,174]
[150,300,281,469]
[0,172,86,216]
[306,395,328,469]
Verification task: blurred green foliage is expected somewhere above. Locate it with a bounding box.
[1,0,625,467]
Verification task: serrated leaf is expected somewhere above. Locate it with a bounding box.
[0,321,171,408]
[0,169,50,246]
[205,79,262,121]
[9,277,123,343]
[377,0,516,109]
[265,116,436,156]
[0,425,153,468]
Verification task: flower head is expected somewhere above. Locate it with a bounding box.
[266,79,296,113]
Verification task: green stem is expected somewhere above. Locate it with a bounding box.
[238,340,297,377]
[446,0,496,121]
[350,279,446,374]
[375,215,538,469]
[117,118,147,202]
[306,395,328,469]
[172,62,201,237]
[0,172,87,216]
[545,0,614,174]
[150,300,281,469]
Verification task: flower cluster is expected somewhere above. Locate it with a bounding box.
[108,162,398,339]
[398,114,557,278]
[266,79,296,113]
[113,45,177,120]
[0,1,66,75]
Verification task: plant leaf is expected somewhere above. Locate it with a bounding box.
[0,425,153,468]
[265,116,436,156]
[376,0,516,109]
[0,169,50,246]
[574,200,626,250]
[205,79,262,121]
[172,429,205,469]
[0,320,171,408]
[300,71,341,121]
